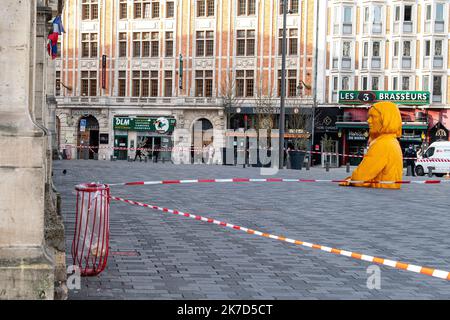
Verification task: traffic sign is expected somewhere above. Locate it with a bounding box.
[338,91,430,105]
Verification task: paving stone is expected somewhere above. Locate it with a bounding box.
[55,161,450,299]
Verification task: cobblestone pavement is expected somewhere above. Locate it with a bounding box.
[53,160,450,299]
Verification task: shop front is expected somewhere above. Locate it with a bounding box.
[312,107,343,167]
[113,116,176,161]
[336,108,429,165]
[345,129,369,166]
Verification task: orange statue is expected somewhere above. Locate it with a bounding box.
[340,101,403,189]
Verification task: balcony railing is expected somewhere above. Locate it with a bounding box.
[55,96,315,107]
[372,22,382,34]
[403,21,413,33]
[342,57,352,69]
[402,56,412,69]
[433,56,443,68]
[435,21,445,32]
[371,57,381,69]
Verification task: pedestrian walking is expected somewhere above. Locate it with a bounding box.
[405,145,417,176]
[208,142,215,165]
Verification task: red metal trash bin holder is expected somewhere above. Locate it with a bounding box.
[72,183,110,276]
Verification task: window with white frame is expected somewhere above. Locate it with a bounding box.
[197,0,215,17]
[342,6,353,34]
[278,29,298,56]
[423,75,429,92]
[118,71,127,97]
[236,30,255,56]
[425,4,432,32]
[332,76,338,102]
[150,32,159,57]
[132,70,158,97]
[362,42,369,69]
[434,40,444,68]
[279,0,299,14]
[236,70,254,97]
[55,71,61,96]
[136,71,147,96]
[364,5,382,34]
[361,76,368,90]
[278,69,297,97]
[164,71,173,97]
[402,76,410,90]
[342,41,351,69]
[393,76,398,90]
[81,33,98,58]
[341,76,350,90]
[151,1,160,18]
[372,5,382,33]
[119,33,127,57]
[238,0,256,16]
[372,41,381,69]
[133,32,150,57]
[134,0,151,19]
[82,0,99,20]
[372,76,379,90]
[196,31,214,57]
[81,70,97,96]
[165,32,174,57]
[433,76,442,102]
[332,41,339,68]
[363,7,369,33]
[333,7,339,35]
[119,0,127,19]
[425,40,431,57]
[150,70,158,96]
[435,3,444,32]
[195,70,213,97]
[166,1,174,18]
[403,5,413,32]
[402,41,412,69]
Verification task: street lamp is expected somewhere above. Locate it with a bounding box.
[278,0,288,169]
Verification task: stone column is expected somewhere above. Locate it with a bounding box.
[0,0,54,300]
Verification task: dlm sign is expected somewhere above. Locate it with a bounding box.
[339,91,430,105]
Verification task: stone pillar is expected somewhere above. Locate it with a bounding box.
[0,0,54,300]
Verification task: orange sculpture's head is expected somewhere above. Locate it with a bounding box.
[367,101,402,141]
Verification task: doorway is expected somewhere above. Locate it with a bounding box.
[77,115,100,160]
[192,118,214,163]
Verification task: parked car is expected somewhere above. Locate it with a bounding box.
[415,141,450,177]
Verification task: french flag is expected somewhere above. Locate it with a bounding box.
[47,16,65,60]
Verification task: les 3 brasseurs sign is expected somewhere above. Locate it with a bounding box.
[338,91,430,105]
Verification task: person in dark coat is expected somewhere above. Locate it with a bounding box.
[405,145,417,176]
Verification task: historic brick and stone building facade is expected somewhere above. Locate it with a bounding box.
[55,0,316,162]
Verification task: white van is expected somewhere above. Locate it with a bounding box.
[415,141,450,176]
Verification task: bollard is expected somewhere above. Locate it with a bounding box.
[144,156,148,163]
[110,155,114,161]
[305,160,310,171]
[428,166,434,177]
[326,161,330,172]
[346,162,350,173]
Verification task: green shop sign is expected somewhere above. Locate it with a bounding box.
[114,117,176,133]
[338,91,430,105]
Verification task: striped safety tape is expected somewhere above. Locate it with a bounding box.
[70,145,421,160]
[107,177,450,187]
[109,195,450,281]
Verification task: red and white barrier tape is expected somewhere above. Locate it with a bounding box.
[108,177,450,187]
[109,195,450,281]
[69,145,420,160]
